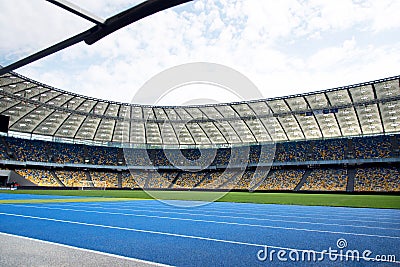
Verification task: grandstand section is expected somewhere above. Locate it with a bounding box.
[0,72,399,193]
[0,133,399,192]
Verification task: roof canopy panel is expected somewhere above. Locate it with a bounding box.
[0,72,399,146]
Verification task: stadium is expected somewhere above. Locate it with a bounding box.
[0,71,400,193]
[0,0,399,266]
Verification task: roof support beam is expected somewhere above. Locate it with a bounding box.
[52,112,73,138]
[0,0,193,76]
[347,88,363,135]
[246,104,274,142]
[282,99,305,139]
[324,92,343,137]
[153,111,165,145]
[46,0,105,25]
[372,84,385,134]
[19,89,61,133]
[212,108,238,144]
[90,103,107,141]
[111,105,122,142]
[302,97,324,139]
[274,117,289,141]
[182,123,197,145]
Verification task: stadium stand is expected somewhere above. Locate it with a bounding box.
[147,171,177,189]
[300,168,348,191]
[172,171,206,189]
[275,141,308,162]
[0,137,10,160]
[257,169,305,190]
[86,146,120,166]
[15,169,59,186]
[90,171,118,188]
[54,170,87,187]
[0,72,399,193]
[309,139,346,161]
[2,134,397,165]
[126,170,149,188]
[2,134,399,192]
[6,137,49,162]
[48,142,86,164]
[354,167,400,192]
[353,136,392,159]
[121,171,140,189]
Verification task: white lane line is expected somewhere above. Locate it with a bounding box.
[51,202,400,225]
[94,200,400,217]
[0,213,398,264]
[69,199,400,218]
[42,202,400,226]
[0,211,267,247]
[83,202,400,221]
[3,205,400,239]
[119,201,400,216]
[129,205,400,222]
[80,202,400,221]
[21,203,400,231]
[0,232,170,266]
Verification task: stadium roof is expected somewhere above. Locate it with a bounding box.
[0,0,193,77]
[0,71,399,147]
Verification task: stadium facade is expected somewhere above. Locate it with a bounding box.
[0,71,399,192]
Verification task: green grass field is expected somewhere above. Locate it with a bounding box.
[1,189,399,209]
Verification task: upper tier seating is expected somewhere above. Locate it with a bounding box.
[2,134,397,166]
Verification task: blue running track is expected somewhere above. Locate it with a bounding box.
[0,193,399,266]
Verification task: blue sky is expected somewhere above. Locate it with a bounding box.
[0,0,399,104]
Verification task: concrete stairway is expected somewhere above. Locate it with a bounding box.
[294,169,313,191]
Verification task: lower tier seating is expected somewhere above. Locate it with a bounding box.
[354,167,400,192]
[301,168,348,191]
[12,165,400,192]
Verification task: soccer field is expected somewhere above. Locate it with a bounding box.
[1,190,399,209]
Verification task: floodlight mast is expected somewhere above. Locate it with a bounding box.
[0,0,193,76]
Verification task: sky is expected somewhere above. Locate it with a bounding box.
[0,0,399,105]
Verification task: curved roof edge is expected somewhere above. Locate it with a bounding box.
[5,69,400,108]
[1,70,399,146]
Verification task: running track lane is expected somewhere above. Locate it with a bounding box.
[0,200,399,266]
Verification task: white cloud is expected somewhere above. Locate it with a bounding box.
[0,0,399,105]
[0,0,91,61]
[365,0,400,32]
